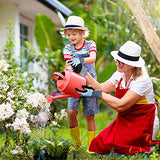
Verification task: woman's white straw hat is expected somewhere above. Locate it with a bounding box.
[111,41,145,67]
[62,16,88,31]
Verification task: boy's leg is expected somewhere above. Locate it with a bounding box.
[86,115,96,149]
[70,125,81,148]
[88,131,95,151]
[68,109,81,147]
[83,96,98,151]
[68,97,81,148]
[68,109,78,128]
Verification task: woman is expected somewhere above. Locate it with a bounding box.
[73,41,160,154]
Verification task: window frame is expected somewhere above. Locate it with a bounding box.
[19,15,34,71]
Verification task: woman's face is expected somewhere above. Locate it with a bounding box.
[115,59,134,74]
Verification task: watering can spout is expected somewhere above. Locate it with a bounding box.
[47,94,72,104]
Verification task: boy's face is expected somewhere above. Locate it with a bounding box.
[65,29,84,44]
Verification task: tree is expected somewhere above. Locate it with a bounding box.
[124,0,160,62]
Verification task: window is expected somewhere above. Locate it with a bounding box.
[20,23,28,71]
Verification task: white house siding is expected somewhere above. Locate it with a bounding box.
[0,3,51,89]
[0,3,20,60]
[0,0,70,90]
[20,14,48,90]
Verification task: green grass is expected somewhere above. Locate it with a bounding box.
[28,108,120,159]
[1,108,160,159]
[29,108,116,149]
[57,108,117,149]
[29,108,160,159]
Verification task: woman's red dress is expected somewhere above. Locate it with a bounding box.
[89,78,160,154]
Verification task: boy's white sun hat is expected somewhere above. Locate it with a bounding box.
[62,16,88,31]
[111,40,145,67]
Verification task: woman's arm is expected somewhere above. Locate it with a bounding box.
[101,89,142,112]
[85,72,115,93]
[79,75,142,112]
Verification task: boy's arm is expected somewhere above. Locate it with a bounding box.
[84,40,97,64]
[65,60,72,70]
[68,51,96,66]
[84,51,96,64]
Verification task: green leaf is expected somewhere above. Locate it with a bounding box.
[34,14,62,53]
[97,62,117,83]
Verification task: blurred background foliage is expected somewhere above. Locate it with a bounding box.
[60,0,160,109]
[22,0,160,111]
[61,0,160,78]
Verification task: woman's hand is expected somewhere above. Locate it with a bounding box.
[76,85,102,99]
[85,73,115,94]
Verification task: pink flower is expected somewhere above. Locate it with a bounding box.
[51,92,59,97]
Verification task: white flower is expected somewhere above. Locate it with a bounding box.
[5,123,12,128]
[11,149,18,155]
[0,83,9,91]
[20,125,31,134]
[12,117,31,134]
[11,146,23,155]
[30,115,38,123]
[54,113,58,119]
[6,97,13,103]
[16,108,29,119]
[0,60,9,72]
[25,92,46,108]
[7,90,15,98]
[0,103,14,121]
[52,120,58,126]
[60,109,67,119]
[12,117,23,130]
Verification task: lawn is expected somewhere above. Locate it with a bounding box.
[30,107,160,160]
[28,107,116,159]
[1,107,160,159]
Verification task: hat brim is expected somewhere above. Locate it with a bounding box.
[111,51,145,67]
[60,27,88,31]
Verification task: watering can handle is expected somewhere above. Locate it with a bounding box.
[52,72,65,81]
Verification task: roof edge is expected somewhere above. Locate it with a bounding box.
[37,0,72,17]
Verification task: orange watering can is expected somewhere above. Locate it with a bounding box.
[47,69,86,103]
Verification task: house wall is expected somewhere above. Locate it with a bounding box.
[0,3,20,60]
[0,3,48,89]
[20,14,48,90]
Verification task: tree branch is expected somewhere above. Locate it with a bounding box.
[124,0,160,62]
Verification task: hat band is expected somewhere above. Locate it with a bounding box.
[118,51,139,61]
[65,25,83,28]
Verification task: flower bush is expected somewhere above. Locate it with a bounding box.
[0,59,50,157]
[0,60,70,160]
[0,21,70,159]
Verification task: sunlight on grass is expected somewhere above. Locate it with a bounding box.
[1,109,160,159]
[28,108,117,153]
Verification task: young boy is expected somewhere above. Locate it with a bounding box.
[61,15,98,150]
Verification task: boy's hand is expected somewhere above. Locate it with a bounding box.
[75,85,102,99]
[68,58,84,67]
[68,58,87,77]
